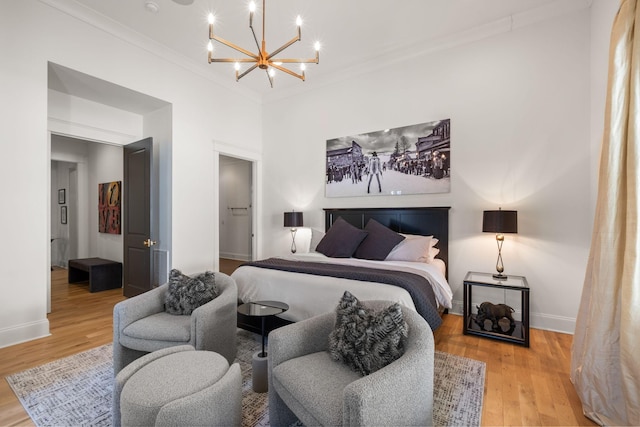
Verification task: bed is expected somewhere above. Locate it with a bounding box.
[232,207,451,333]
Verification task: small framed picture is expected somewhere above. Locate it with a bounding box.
[61,206,67,224]
[58,189,66,204]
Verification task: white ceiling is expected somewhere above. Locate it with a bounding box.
[49,0,590,105]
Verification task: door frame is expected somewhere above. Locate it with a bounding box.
[213,140,262,270]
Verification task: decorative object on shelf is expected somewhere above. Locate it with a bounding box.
[207,0,320,88]
[98,181,121,234]
[482,208,518,279]
[326,119,451,198]
[60,206,67,225]
[58,189,65,204]
[283,211,303,253]
[474,301,515,334]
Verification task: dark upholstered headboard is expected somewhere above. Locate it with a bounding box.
[324,207,451,277]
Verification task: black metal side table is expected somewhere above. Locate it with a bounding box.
[237,300,289,392]
[463,271,530,347]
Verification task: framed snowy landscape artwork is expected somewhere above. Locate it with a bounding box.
[325,119,451,198]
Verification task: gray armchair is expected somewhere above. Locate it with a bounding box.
[113,272,237,375]
[268,300,435,427]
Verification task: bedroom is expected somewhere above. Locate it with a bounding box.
[0,0,627,424]
[5,1,614,338]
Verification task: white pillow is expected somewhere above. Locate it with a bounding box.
[385,234,439,263]
[309,228,326,252]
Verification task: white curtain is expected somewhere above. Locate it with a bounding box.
[571,0,640,425]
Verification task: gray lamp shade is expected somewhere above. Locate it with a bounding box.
[284,211,304,228]
[482,209,517,234]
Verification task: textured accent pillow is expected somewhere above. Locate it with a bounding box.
[328,291,408,376]
[165,269,219,315]
[354,219,405,261]
[315,217,368,258]
[386,234,438,262]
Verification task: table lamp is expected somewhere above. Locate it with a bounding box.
[482,208,518,280]
[284,211,303,253]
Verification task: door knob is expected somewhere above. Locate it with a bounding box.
[143,239,157,247]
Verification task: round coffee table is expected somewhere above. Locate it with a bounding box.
[237,300,289,392]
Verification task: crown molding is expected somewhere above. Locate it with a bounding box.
[262,0,593,105]
[37,0,262,104]
[38,0,591,106]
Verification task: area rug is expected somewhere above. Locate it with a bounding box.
[6,330,485,427]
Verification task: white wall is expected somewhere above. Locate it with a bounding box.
[0,0,261,348]
[261,7,597,333]
[87,143,124,261]
[143,105,173,285]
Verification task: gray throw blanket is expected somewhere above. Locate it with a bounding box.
[241,258,442,330]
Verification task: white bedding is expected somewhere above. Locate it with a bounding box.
[231,253,452,323]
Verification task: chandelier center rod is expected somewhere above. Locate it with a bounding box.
[262,0,266,46]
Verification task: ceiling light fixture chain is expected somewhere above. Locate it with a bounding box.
[207,0,320,88]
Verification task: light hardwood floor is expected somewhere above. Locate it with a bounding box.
[0,266,594,426]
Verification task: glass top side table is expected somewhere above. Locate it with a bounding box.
[237,300,289,357]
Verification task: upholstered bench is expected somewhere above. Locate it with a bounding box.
[113,345,241,427]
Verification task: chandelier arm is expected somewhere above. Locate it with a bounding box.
[210,35,258,59]
[266,35,301,61]
[275,57,319,64]
[270,63,304,81]
[210,58,256,63]
[265,69,274,88]
[236,63,259,81]
[248,15,261,53]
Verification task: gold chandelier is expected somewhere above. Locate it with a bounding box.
[207,0,320,88]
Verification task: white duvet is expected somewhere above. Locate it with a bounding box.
[231,252,452,323]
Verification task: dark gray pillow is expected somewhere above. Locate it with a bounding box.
[328,291,408,375]
[353,218,405,260]
[316,217,368,258]
[165,269,219,315]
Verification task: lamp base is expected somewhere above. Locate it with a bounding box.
[492,273,508,280]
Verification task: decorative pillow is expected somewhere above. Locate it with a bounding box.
[315,217,368,258]
[328,291,408,376]
[353,219,405,261]
[165,269,219,315]
[385,234,438,263]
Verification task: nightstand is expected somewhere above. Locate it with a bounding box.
[463,271,530,347]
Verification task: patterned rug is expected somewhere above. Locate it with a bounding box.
[6,329,485,427]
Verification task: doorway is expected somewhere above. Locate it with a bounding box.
[50,135,124,270]
[219,155,253,274]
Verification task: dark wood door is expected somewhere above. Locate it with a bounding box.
[123,138,154,297]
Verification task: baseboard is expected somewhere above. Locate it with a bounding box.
[220,252,251,262]
[0,319,51,349]
[450,299,575,335]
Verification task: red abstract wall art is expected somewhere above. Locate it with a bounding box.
[99,181,121,234]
